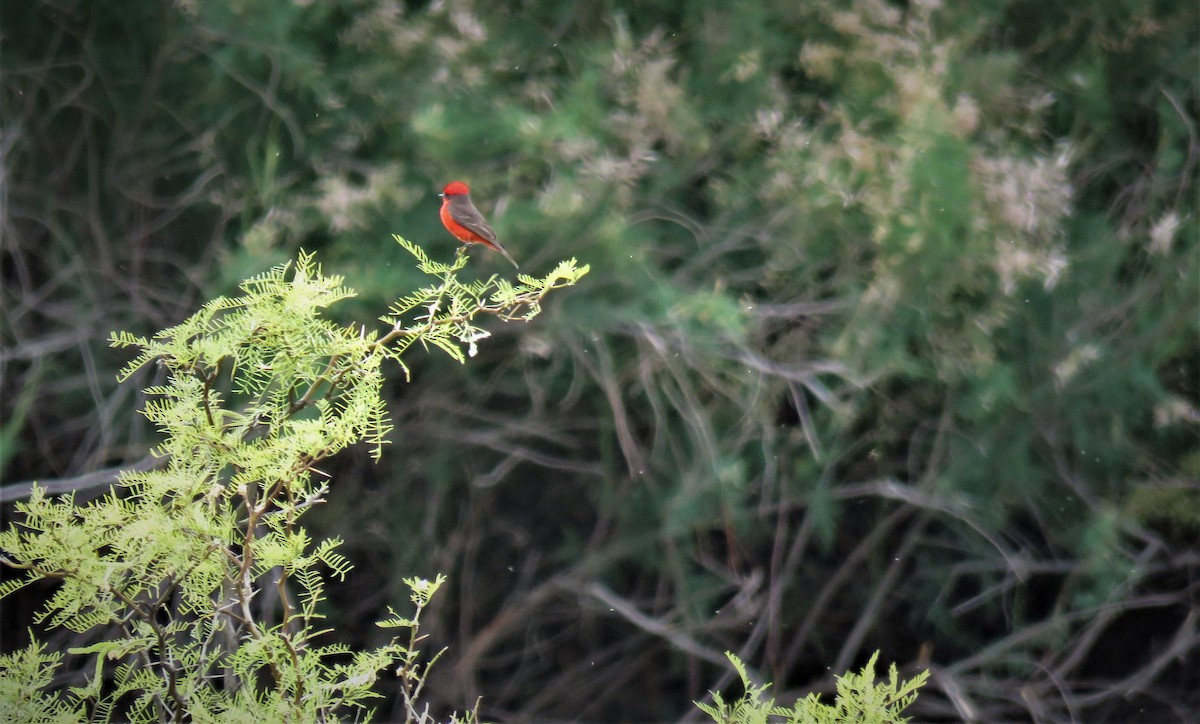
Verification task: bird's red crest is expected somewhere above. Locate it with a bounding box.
[442,181,470,196]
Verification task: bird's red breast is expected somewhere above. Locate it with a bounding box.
[440,201,489,244]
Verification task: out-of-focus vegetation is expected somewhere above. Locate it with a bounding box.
[2,0,1196,721]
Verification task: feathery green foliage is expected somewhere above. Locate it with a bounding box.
[0,240,586,721]
[384,236,591,373]
[696,652,928,724]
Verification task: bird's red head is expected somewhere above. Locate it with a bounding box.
[441,181,470,197]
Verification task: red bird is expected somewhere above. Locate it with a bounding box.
[438,181,519,268]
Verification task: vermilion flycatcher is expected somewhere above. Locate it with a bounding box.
[438,181,519,268]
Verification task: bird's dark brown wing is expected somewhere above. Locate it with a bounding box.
[449,196,498,243]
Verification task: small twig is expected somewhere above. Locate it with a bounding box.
[582,581,755,681]
[0,454,163,503]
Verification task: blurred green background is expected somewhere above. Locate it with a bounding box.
[2,0,1196,721]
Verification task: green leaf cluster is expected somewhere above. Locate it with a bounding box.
[384,236,589,373]
[0,243,582,721]
[697,652,928,724]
